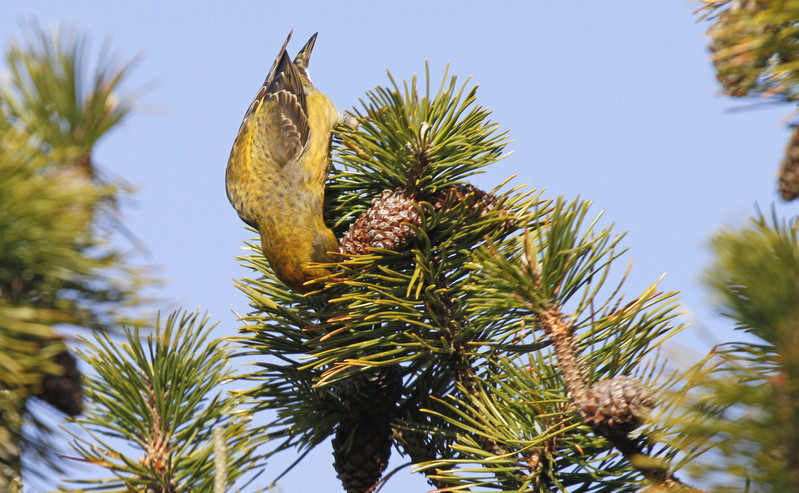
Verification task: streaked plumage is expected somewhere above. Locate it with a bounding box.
[226,31,340,292]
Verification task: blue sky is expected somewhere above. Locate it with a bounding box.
[2,2,793,492]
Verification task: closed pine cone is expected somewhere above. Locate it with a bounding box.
[35,348,83,416]
[579,376,654,437]
[333,367,402,493]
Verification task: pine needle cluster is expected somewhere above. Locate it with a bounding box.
[699,0,799,101]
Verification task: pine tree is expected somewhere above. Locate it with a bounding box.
[11,12,796,492]
[0,24,263,492]
[0,23,149,491]
[232,67,696,492]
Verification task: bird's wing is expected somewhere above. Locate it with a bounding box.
[256,53,310,167]
[236,31,311,169]
[243,30,293,120]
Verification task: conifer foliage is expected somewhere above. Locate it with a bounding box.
[65,310,261,492]
[234,67,691,492]
[0,23,149,491]
[662,211,799,491]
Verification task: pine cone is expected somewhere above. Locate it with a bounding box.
[340,189,421,255]
[779,127,799,201]
[339,366,403,422]
[333,420,393,493]
[579,376,654,437]
[333,367,402,493]
[396,427,437,464]
[339,184,512,256]
[35,348,83,416]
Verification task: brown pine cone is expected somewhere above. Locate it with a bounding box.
[333,419,393,493]
[339,184,512,256]
[432,183,493,214]
[579,376,654,437]
[339,189,421,255]
[333,367,402,493]
[396,427,436,463]
[432,183,514,230]
[339,366,403,420]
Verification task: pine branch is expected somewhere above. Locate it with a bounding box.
[62,310,262,492]
[233,66,690,492]
[446,201,693,491]
[696,1,799,201]
[2,21,141,162]
[698,0,799,102]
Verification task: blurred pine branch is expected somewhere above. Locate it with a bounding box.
[697,1,799,200]
[663,210,799,491]
[0,22,151,491]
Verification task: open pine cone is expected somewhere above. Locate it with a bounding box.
[340,189,421,255]
[779,126,799,201]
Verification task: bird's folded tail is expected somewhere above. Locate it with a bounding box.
[293,32,318,80]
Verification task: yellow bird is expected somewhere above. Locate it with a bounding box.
[226,31,343,293]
